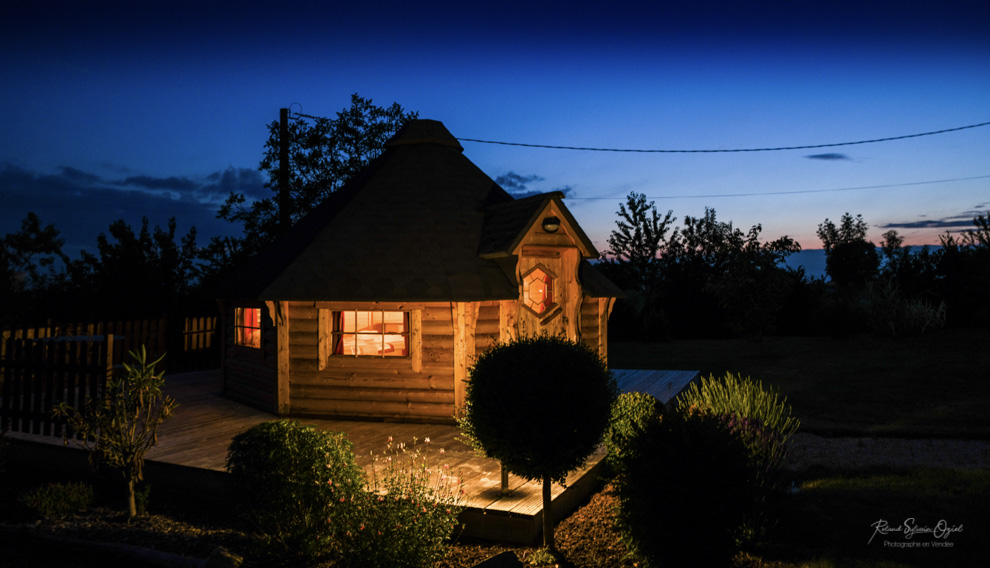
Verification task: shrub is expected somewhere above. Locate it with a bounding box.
[603,391,662,471]
[334,437,464,568]
[676,373,799,540]
[866,282,947,337]
[53,346,177,519]
[611,405,755,568]
[676,372,799,443]
[225,420,364,563]
[20,481,95,520]
[459,334,617,550]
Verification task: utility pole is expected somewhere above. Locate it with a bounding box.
[278,108,290,234]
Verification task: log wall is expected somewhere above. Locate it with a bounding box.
[579,295,610,361]
[286,301,457,422]
[221,301,278,413]
[474,301,501,355]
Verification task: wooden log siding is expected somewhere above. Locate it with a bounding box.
[474,302,501,354]
[579,296,603,356]
[286,301,457,422]
[221,302,277,413]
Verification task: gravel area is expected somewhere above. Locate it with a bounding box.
[785,433,990,471]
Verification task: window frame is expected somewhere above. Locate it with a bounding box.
[521,264,557,316]
[327,309,410,358]
[233,306,262,349]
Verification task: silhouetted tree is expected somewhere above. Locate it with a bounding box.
[600,192,674,294]
[218,94,418,255]
[0,213,73,324]
[817,213,879,290]
[878,229,941,300]
[1,212,68,296]
[77,217,198,318]
[664,208,800,339]
[938,214,990,326]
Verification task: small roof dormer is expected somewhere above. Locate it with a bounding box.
[478,192,598,259]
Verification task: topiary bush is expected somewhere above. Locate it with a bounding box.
[225,420,364,563]
[459,333,617,551]
[611,405,755,568]
[334,437,464,568]
[20,481,95,520]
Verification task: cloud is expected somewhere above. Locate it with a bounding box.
[0,163,246,259]
[201,167,266,202]
[496,172,544,192]
[880,208,988,230]
[59,166,101,184]
[494,171,575,199]
[118,175,199,192]
[805,153,851,161]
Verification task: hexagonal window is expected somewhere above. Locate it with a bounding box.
[522,266,555,315]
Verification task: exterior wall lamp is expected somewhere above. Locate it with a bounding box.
[542,216,561,233]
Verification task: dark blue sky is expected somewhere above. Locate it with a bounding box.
[2,0,988,259]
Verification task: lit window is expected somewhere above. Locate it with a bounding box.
[234,307,262,349]
[333,311,408,357]
[522,266,555,315]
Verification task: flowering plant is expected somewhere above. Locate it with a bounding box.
[332,436,464,568]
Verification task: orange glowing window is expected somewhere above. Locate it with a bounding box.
[234,307,262,349]
[522,266,555,315]
[333,311,408,357]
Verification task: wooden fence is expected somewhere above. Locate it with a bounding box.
[0,335,114,438]
[1,315,218,373]
[174,316,219,372]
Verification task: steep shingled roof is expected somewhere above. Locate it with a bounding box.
[219,119,618,302]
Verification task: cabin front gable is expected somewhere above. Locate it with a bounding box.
[501,199,612,359]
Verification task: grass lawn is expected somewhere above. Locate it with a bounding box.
[610,327,990,438]
[755,467,990,568]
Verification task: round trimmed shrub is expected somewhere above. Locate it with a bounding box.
[226,420,364,563]
[460,333,617,549]
[462,334,617,484]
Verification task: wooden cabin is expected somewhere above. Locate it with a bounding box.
[217,119,622,423]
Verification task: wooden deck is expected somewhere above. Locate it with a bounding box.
[6,368,696,544]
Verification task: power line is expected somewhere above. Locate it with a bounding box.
[456,121,990,153]
[566,174,990,200]
[289,109,989,153]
